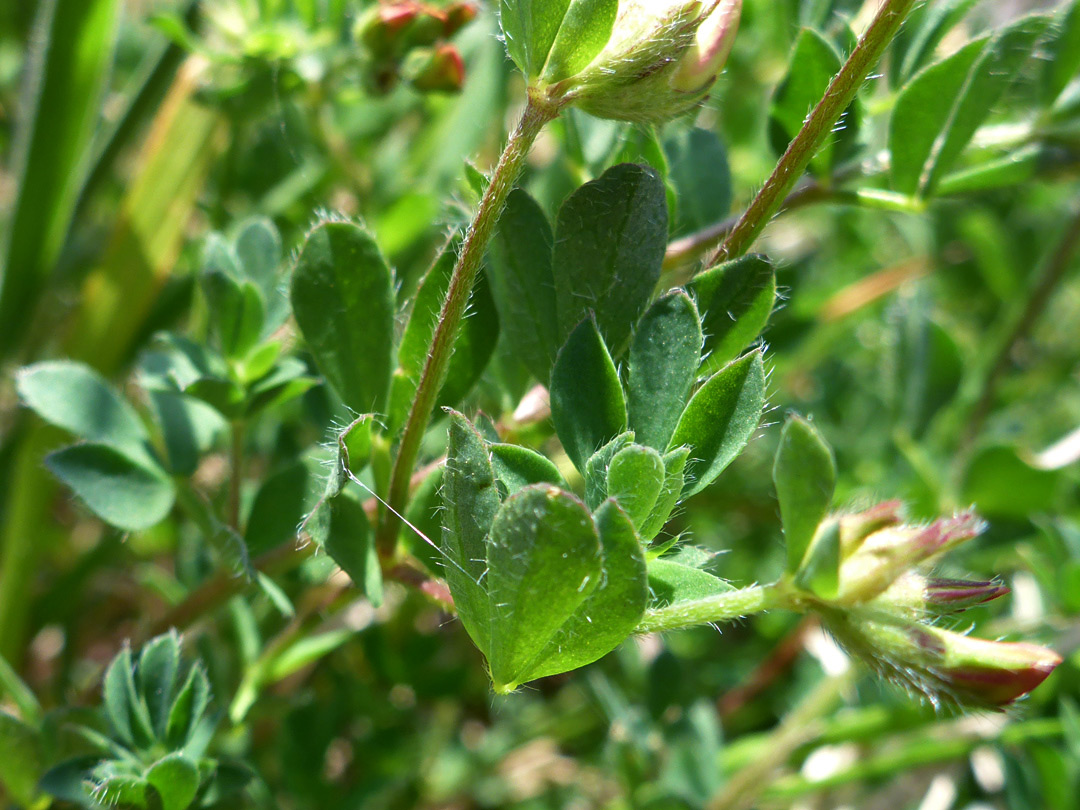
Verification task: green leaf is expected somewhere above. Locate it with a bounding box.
[201,266,265,359]
[165,664,209,750]
[244,461,320,556]
[103,645,155,751]
[627,291,703,450]
[486,189,559,381]
[147,390,226,477]
[486,485,601,693]
[690,255,776,375]
[541,0,618,83]
[46,443,175,532]
[774,415,836,573]
[550,317,627,473]
[137,632,180,738]
[441,412,501,654]
[553,163,668,354]
[606,444,665,533]
[146,753,200,810]
[0,710,43,806]
[490,443,565,495]
[894,0,981,82]
[770,28,852,175]
[794,520,840,600]
[0,0,122,358]
[648,557,734,607]
[234,217,282,300]
[890,16,1051,197]
[892,302,963,438]
[961,445,1064,520]
[670,352,766,497]
[520,500,647,681]
[639,447,690,542]
[664,128,732,235]
[1043,1,1080,105]
[392,241,500,430]
[584,431,635,511]
[95,776,149,808]
[320,494,383,608]
[17,361,151,461]
[291,221,395,413]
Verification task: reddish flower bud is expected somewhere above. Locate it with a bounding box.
[444,2,478,37]
[931,630,1061,706]
[404,44,466,93]
[925,577,1011,611]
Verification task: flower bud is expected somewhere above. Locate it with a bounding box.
[354,2,445,58]
[825,612,1060,707]
[876,573,1010,616]
[928,628,1061,706]
[530,0,742,123]
[404,44,465,93]
[833,512,984,606]
[444,2,478,37]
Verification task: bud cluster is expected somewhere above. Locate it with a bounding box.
[354,1,477,95]
[774,416,1060,708]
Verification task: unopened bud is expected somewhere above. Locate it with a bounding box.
[930,629,1061,706]
[404,44,465,93]
[523,0,742,123]
[354,2,445,57]
[926,577,1010,611]
[825,612,1060,707]
[444,2,478,37]
[834,512,984,605]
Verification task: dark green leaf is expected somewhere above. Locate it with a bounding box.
[244,462,320,556]
[627,291,703,450]
[487,189,559,381]
[17,361,151,461]
[639,447,690,542]
[670,352,765,497]
[584,431,635,511]
[321,494,383,608]
[490,443,565,495]
[774,415,836,573]
[521,500,647,681]
[486,485,601,693]
[606,444,665,532]
[690,255,776,375]
[103,645,155,750]
[441,412,501,654]
[291,222,395,413]
[550,317,627,473]
[553,163,668,354]
[201,267,265,359]
[147,390,226,477]
[146,753,200,810]
[165,664,209,749]
[46,443,174,531]
[137,631,180,738]
[664,128,732,235]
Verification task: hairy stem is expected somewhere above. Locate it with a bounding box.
[714,0,918,262]
[378,99,556,556]
[228,421,244,531]
[636,583,785,634]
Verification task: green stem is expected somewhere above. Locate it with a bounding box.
[636,583,784,634]
[715,0,918,262]
[228,420,244,531]
[377,98,556,556]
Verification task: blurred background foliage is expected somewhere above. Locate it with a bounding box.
[0,0,1079,808]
